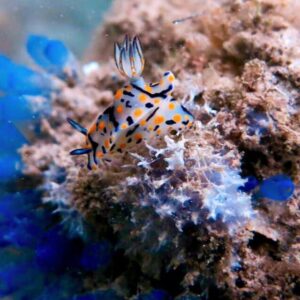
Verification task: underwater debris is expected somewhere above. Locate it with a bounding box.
[172,13,200,25]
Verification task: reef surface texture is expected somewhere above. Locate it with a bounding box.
[22,0,300,299]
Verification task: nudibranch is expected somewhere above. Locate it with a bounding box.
[68,36,193,169]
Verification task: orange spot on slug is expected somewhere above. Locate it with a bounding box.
[168,103,175,110]
[139,94,147,103]
[115,89,123,100]
[116,105,123,113]
[154,115,165,125]
[173,114,181,123]
[134,108,143,118]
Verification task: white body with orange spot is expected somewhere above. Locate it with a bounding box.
[68,36,193,169]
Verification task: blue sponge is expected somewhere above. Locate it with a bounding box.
[255,174,295,201]
[27,35,70,70]
[0,55,52,96]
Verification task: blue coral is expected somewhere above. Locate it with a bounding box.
[0,190,113,299]
[73,290,123,300]
[0,34,74,182]
[0,121,27,182]
[254,174,295,201]
[0,35,115,299]
[0,55,52,96]
[27,35,69,68]
[27,35,78,80]
[137,289,172,300]
[0,96,38,122]
[80,241,112,271]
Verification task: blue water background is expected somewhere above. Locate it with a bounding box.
[0,0,112,61]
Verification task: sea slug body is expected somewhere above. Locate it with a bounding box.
[68,36,194,169]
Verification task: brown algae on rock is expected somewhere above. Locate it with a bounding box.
[22,0,300,298]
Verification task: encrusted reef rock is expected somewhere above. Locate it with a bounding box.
[22,0,300,299]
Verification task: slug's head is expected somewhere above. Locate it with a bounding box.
[114,35,144,81]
